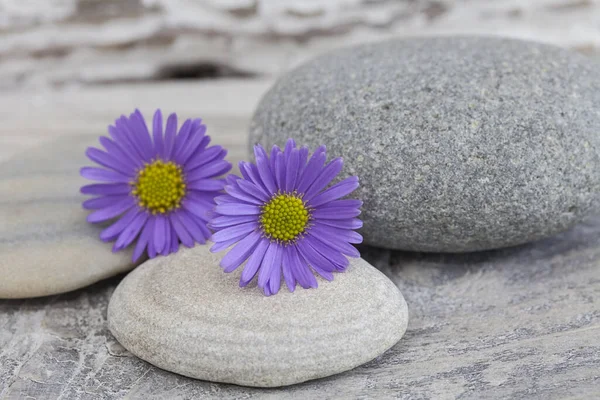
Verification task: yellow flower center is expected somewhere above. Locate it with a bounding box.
[131,160,186,214]
[260,193,310,242]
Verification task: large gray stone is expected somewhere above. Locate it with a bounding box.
[107,245,408,387]
[0,136,136,299]
[249,36,600,252]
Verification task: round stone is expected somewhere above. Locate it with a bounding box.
[0,136,136,299]
[108,245,408,387]
[249,36,600,252]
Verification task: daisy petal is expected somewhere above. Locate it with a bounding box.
[220,231,261,273]
[114,211,148,251]
[152,109,164,158]
[187,179,226,192]
[163,113,178,160]
[87,196,135,223]
[281,247,296,292]
[208,215,257,229]
[254,145,277,195]
[154,215,167,253]
[296,148,326,194]
[80,167,131,183]
[81,183,131,196]
[214,203,261,216]
[212,221,258,242]
[100,207,140,242]
[85,147,133,176]
[288,245,318,289]
[83,195,128,210]
[170,211,195,247]
[133,217,154,262]
[308,176,359,207]
[303,158,343,202]
[312,207,361,219]
[240,239,270,287]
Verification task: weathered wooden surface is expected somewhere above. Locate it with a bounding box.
[1,0,599,89]
[1,80,600,399]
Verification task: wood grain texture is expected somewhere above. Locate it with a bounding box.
[1,0,599,89]
[1,81,599,398]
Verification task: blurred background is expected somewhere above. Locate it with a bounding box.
[1,0,599,90]
[1,0,599,162]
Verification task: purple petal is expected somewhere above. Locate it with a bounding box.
[152,109,164,158]
[236,179,270,202]
[185,145,224,172]
[83,195,128,210]
[274,152,285,191]
[161,218,172,256]
[154,215,167,253]
[303,158,344,202]
[313,222,363,244]
[312,207,361,220]
[268,251,282,295]
[187,161,232,182]
[239,239,270,287]
[308,228,360,258]
[99,136,140,170]
[80,167,131,183]
[305,235,349,271]
[130,110,155,161]
[173,210,208,244]
[212,221,258,242]
[317,218,363,230]
[254,145,277,195]
[220,231,261,273]
[287,245,318,289]
[269,145,281,177]
[284,138,296,157]
[182,198,212,221]
[208,215,258,230]
[308,176,359,207]
[284,148,300,193]
[133,216,154,262]
[187,179,226,192]
[163,113,178,160]
[214,195,238,204]
[114,211,149,251]
[257,242,279,289]
[177,124,207,165]
[295,238,336,273]
[86,147,133,176]
[296,148,327,195]
[100,207,141,242]
[169,211,195,247]
[224,184,263,205]
[172,119,193,162]
[239,161,270,196]
[87,196,135,223]
[81,183,131,196]
[318,199,363,210]
[115,117,148,162]
[298,146,309,175]
[170,224,179,253]
[281,246,296,292]
[214,203,261,216]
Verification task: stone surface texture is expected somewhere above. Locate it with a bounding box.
[107,245,408,388]
[0,136,136,299]
[250,36,600,252]
[2,215,600,398]
[1,0,600,90]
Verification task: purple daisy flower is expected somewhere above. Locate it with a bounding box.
[209,139,363,296]
[80,109,231,262]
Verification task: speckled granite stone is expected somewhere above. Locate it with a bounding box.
[249,36,600,252]
[3,215,600,398]
[107,245,408,388]
[0,136,136,299]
